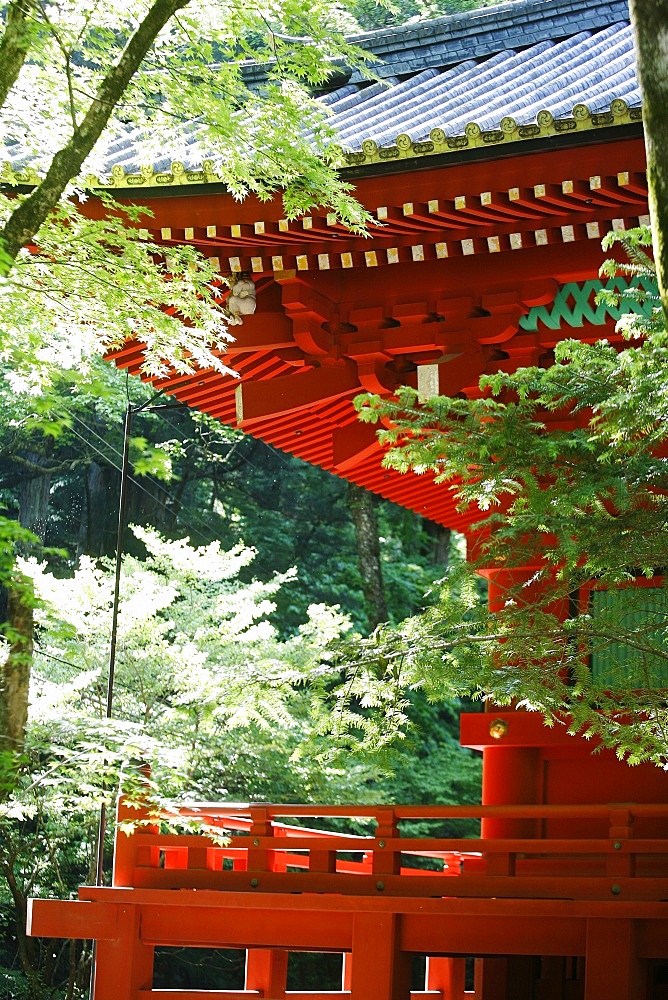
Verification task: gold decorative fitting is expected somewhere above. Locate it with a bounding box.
[0,99,643,196]
[335,98,639,169]
[489,718,509,740]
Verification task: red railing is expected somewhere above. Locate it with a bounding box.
[113,799,668,900]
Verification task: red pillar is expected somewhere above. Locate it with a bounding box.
[113,790,159,888]
[481,745,541,839]
[478,565,556,839]
[245,948,288,997]
[343,951,352,991]
[476,957,507,1000]
[92,905,154,1000]
[584,919,647,1000]
[426,956,466,997]
[349,913,412,1000]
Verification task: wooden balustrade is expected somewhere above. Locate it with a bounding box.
[27,798,668,999]
[112,799,668,900]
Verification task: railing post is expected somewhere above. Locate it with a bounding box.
[92,904,154,1000]
[373,807,401,876]
[349,912,411,1000]
[477,957,507,999]
[245,948,288,998]
[426,956,466,998]
[342,951,353,991]
[248,805,277,873]
[584,918,646,999]
[607,806,635,877]
[309,846,337,873]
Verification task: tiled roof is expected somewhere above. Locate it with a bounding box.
[1,0,642,188]
[327,22,638,150]
[347,0,630,77]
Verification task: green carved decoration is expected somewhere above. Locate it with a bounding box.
[519,276,657,332]
[590,587,668,689]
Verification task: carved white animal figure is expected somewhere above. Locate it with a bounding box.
[226,275,257,325]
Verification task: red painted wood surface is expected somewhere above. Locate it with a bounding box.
[103,137,650,530]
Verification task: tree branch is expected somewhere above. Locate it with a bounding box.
[0,0,190,267]
[0,0,38,111]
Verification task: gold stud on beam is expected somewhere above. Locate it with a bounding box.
[489,718,509,740]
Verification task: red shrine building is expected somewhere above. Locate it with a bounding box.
[24,0,668,996]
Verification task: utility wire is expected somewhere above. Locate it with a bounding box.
[66,421,212,547]
[66,410,285,576]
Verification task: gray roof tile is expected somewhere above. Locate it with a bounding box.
[324,19,637,150]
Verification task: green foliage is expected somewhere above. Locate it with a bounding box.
[0,196,237,388]
[319,227,668,766]
[0,0,380,597]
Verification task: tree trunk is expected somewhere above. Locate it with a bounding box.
[424,519,451,567]
[0,1,38,112]
[18,451,52,543]
[0,857,40,995]
[347,483,388,630]
[629,0,668,322]
[0,0,190,268]
[0,579,34,761]
[0,448,47,770]
[79,460,117,557]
